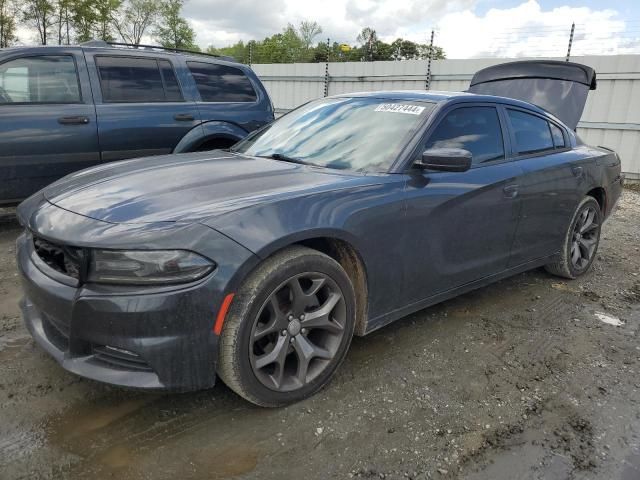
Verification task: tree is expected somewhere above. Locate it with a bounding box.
[95,0,121,41]
[23,0,57,45]
[0,0,18,47]
[357,27,377,61]
[298,20,322,50]
[56,0,73,45]
[154,0,196,50]
[112,0,158,45]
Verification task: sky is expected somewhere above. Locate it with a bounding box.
[183,0,640,58]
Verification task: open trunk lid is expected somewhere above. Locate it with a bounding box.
[468,60,596,130]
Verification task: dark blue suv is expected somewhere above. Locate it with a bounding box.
[0,41,274,203]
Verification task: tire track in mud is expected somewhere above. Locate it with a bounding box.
[477,290,573,393]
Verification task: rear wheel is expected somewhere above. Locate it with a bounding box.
[217,246,356,407]
[545,196,602,279]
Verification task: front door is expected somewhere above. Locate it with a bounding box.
[0,50,99,201]
[401,104,523,306]
[85,53,200,162]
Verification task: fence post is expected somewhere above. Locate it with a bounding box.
[566,22,575,61]
[425,29,434,90]
[324,37,330,97]
[248,42,253,66]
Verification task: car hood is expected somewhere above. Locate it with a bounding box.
[43,151,363,224]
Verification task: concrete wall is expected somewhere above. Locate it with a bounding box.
[253,55,640,179]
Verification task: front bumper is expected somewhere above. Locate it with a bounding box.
[17,233,224,391]
[15,201,258,391]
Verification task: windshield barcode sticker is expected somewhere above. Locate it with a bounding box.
[374,103,425,115]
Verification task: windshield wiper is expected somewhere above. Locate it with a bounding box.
[258,153,310,166]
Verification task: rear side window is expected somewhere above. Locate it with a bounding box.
[0,55,80,104]
[549,123,566,148]
[187,62,257,102]
[96,56,183,103]
[507,109,554,154]
[425,106,505,164]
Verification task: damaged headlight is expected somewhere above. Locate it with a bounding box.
[87,250,215,285]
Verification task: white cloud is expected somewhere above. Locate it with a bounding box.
[12,0,640,58]
[431,0,637,58]
[186,0,638,58]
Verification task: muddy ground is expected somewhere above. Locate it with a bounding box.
[1,191,640,480]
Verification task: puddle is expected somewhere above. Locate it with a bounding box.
[48,396,157,442]
[192,445,259,478]
[595,312,624,326]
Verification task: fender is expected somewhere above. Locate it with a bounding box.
[173,121,249,153]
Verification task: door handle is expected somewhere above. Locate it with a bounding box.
[503,184,519,199]
[572,166,584,177]
[58,116,90,125]
[174,113,195,121]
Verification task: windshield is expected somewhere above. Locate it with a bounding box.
[232,97,434,172]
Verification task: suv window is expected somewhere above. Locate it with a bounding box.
[0,55,80,104]
[96,56,183,103]
[508,109,554,154]
[425,106,504,164]
[187,62,257,102]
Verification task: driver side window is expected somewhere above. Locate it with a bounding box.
[0,55,81,104]
[425,106,505,164]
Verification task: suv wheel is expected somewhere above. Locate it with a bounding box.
[545,196,602,279]
[217,246,356,407]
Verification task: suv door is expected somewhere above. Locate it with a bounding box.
[504,108,584,265]
[85,53,201,161]
[0,50,99,202]
[401,104,523,305]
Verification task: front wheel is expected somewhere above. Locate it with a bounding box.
[217,246,356,407]
[545,196,602,279]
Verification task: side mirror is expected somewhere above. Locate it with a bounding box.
[416,148,472,172]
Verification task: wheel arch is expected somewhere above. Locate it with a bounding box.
[231,230,371,337]
[585,186,606,214]
[173,121,249,153]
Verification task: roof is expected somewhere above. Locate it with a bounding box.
[331,89,549,113]
[333,90,471,102]
[0,41,238,64]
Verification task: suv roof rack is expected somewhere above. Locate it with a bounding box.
[79,40,236,63]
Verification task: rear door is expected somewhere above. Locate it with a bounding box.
[401,103,523,306]
[85,53,200,162]
[505,107,583,265]
[0,49,99,201]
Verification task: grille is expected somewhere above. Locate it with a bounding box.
[92,345,154,372]
[32,235,84,280]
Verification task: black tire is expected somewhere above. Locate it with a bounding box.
[545,196,602,279]
[217,246,356,407]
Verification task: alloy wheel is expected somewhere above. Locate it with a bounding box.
[249,272,347,392]
[571,205,600,270]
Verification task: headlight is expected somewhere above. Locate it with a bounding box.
[87,250,215,285]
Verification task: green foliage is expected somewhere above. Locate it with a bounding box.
[209,24,445,64]
[154,0,197,50]
[112,0,158,45]
[22,0,57,45]
[0,0,18,47]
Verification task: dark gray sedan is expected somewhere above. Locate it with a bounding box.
[16,61,623,406]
